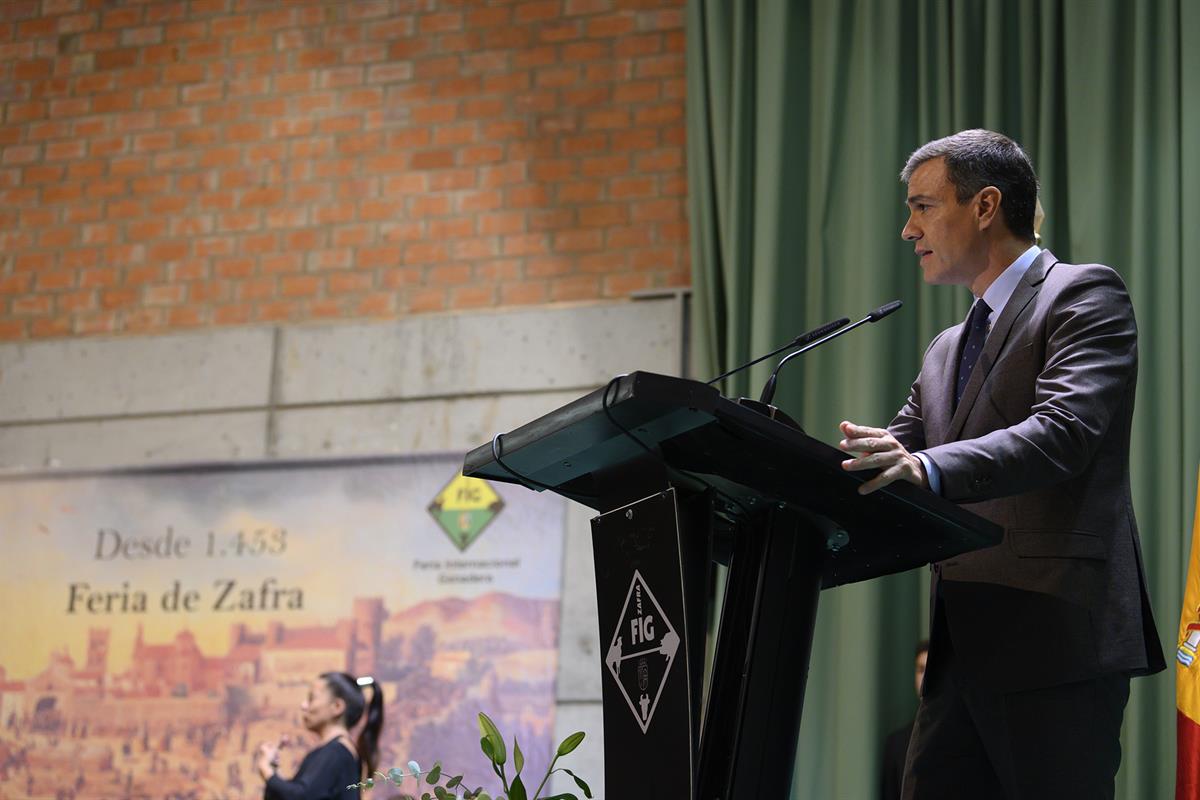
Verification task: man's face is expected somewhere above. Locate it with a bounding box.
[901,158,987,286]
[915,650,928,696]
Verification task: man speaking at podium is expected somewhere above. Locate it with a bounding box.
[837,129,1165,798]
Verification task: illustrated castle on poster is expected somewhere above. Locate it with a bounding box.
[0,592,560,799]
[0,597,386,724]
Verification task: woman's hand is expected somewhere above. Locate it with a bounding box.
[255,736,289,782]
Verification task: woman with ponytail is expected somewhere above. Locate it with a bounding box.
[255,672,384,800]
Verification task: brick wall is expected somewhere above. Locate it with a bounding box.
[0,0,688,340]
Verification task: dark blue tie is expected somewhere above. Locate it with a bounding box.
[955,299,992,407]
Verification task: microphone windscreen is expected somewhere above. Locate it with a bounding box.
[867,300,903,322]
[796,316,850,344]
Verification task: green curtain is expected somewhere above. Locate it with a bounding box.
[686,0,1200,797]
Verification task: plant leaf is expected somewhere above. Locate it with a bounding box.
[446,775,462,789]
[508,775,527,800]
[434,786,448,800]
[389,767,406,785]
[426,763,443,783]
[562,769,593,799]
[480,736,494,760]
[478,712,506,766]
[541,795,580,800]
[556,731,585,757]
[513,736,524,776]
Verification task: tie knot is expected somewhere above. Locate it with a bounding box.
[970,299,992,329]
[955,299,992,407]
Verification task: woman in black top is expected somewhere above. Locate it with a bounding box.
[256,672,384,800]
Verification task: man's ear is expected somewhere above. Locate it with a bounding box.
[975,186,1003,230]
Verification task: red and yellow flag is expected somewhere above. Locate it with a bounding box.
[1177,469,1200,798]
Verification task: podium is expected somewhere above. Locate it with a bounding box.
[463,371,1001,798]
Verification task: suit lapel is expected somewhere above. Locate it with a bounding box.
[946,250,1056,442]
[928,319,968,444]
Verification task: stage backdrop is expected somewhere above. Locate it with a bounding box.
[0,455,566,799]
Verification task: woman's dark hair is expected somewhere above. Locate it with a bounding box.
[321,671,384,778]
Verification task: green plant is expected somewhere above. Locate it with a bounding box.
[350,712,593,800]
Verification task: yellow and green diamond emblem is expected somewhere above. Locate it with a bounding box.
[428,473,505,551]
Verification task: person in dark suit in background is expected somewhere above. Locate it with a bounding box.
[880,640,928,800]
[838,129,1165,799]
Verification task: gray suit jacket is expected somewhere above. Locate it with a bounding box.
[889,249,1165,691]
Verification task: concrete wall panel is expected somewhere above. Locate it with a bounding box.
[271,391,583,458]
[548,702,606,800]
[556,502,603,701]
[0,329,274,422]
[0,412,268,471]
[277,300,681,404]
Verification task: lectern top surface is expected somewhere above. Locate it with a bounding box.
[464,371,1002,587]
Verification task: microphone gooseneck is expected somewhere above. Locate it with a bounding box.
[758,300,903,406]
[705,316,850,386]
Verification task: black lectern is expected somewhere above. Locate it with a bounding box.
[463,372,1001,799]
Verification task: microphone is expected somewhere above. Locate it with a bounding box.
[867,300,902,321]
[705,317,850,386]
[758,300,903,405]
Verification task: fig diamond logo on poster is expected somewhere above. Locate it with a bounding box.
[604,569,680,734]
[428,473,505,551]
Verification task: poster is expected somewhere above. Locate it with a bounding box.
[0,456,566,799]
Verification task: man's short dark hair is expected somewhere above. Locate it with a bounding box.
[900,129,1039,240]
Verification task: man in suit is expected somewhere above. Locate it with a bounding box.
[839,129,1165,798]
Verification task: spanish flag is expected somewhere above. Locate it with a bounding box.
[1177,469,1200,798]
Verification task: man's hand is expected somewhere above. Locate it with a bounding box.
[838,421,928,495]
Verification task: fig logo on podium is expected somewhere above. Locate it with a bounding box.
[427,473,504,551]
[603,569,680,734]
